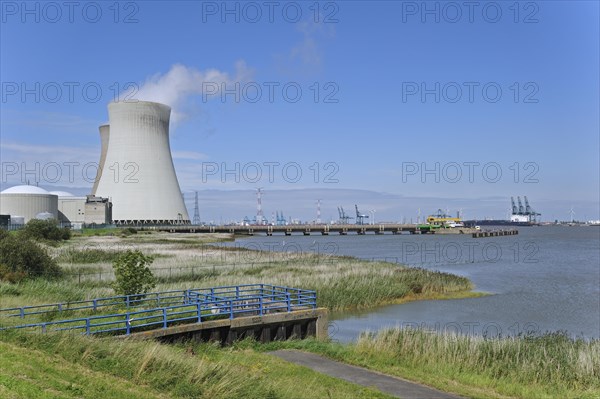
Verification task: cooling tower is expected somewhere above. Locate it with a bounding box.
[91,124,109,196]
[94,101,190,224]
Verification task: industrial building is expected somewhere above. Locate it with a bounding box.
[0,185,58,224]
[54,191,112,227]
[83,195,112,226]
[0,186,112,227]
[1,100,187,228]
[93,101,190,225]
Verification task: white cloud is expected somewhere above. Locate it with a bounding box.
[118,61,253,124]
[277,18,336,75]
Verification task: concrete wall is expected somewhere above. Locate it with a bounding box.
[57,197,86,224]
[126,308,329,345]
[84,200,112,224]
[0,194,58,223]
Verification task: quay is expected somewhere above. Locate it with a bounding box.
[0,284,328,344]
[142,224,480,236]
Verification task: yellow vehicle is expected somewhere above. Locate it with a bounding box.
[426,209,464,228]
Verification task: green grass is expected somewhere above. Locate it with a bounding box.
[253,330,600,399]
[0,330,394,399]
[0,258,474,313]
[54,248,124,264]
[74,228,126,237]
[9,232,585,399]
[0,340,167,399]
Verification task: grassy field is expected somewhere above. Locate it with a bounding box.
[0,232,477,314]
[0,330,393,399]
[2,231,597,398]
[258,330,600,399]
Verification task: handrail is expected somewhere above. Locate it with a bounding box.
[0,285,317,336]
[0,284,316,319]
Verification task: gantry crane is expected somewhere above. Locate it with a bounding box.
[355,205,369,225]
[337,207,353,224]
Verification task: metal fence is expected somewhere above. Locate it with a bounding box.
[0,284,317,336]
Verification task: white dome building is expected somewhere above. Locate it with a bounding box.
[0,185,58,223]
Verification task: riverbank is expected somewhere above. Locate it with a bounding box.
[3,230,596,398]
[2,327,598,399]
[258,330,600,399]
[0,231,476,313]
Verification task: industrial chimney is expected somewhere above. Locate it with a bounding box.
[94,101,190,224]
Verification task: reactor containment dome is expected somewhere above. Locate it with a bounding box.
[94,101,190,225]
[0,185,59,223]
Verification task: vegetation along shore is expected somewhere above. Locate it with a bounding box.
[0,223,598,398]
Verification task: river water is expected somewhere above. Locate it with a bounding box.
[220,226,600,342]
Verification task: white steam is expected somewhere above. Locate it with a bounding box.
[118,61,253,124]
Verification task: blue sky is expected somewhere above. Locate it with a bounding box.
[1,1,599,222]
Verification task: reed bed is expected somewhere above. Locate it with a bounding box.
[346,327,600,398]
[1,232,473,314]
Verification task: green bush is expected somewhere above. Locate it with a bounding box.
[111,250,156,298]
[55,248,123,264]
[0,235,62,282]
[120,227,138,236]
[18,219,71,241]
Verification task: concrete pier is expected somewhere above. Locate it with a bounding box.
[125,308,329,345]
[472,229,518,238]
[145,224,481,236]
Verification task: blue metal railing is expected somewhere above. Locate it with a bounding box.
[0,284,317,336]
[0,284,289,319]
[0,289,191,318]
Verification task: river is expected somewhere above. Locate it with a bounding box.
[219,225,600,342]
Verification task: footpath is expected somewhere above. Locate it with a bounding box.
[269,350,464,399]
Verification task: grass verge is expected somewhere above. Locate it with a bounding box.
[7,231,586,399]
[0,329,393,399]
[253,330,600,399]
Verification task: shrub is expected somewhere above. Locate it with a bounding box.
[120,227,138,236]
[18,219,71,241]
[112,250,156,298]
[0,235,62,282]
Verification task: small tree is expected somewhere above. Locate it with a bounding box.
[111,250,156,298]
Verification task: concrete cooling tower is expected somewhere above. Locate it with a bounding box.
[94,101,190,225]
[91,124,110,196]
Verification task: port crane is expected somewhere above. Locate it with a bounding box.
[517,197,525,215]
[510,196,542,223]
[524,196,541,222]
[337,207,353,224]
[276,211,287,226]
[355,205,369,225]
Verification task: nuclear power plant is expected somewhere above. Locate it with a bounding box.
[1,100,190,228]
[93,101,190,225]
